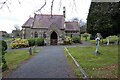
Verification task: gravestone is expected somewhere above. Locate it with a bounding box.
[29,47,32,55]
[94,36,100,55]
[107,36,110,45]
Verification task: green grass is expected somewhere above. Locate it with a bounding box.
[66,45,118,78]
[3,47,41,77]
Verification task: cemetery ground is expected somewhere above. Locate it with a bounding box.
[2,47,41,77]
[65,45,118,78]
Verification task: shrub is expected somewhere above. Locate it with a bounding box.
[83,33,89,41]
[72,36,80,43]
[64,36,73,45]
[0,40,8,72]
[90,34,95,40]
[35,38,44,46]
[10,38,29,49]
[28,38,35,46]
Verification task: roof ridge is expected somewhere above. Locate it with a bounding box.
[35,14,63,16]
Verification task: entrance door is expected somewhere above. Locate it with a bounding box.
[50,31,58,45]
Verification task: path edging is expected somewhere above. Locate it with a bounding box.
[65,47,88,79]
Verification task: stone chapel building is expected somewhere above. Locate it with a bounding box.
[22,8,80,45]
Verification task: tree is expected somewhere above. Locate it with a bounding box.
[87,2,120,38]
[12,25,21,38]
[71,17,79,22]
[83,33,89,41]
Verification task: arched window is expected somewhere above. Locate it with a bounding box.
[43,32,46,38]
[34,32,38,38]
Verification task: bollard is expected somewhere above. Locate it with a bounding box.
[29,47,32,55]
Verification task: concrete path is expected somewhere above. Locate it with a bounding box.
[7,46,76,78]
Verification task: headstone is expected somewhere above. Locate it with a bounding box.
[107,36,110,45]
[29,47,32,55]
[94,37,100,55]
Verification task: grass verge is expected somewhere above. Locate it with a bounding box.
[3,47,41,77]
[66,45,118,78]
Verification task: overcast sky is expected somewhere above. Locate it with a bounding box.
[0,0,91,33]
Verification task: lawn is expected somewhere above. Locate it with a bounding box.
[66,45,118,78]
[3,47,41,77]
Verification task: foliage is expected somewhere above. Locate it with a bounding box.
[0,40,8,72]
[82,33,89,41]
[72,36,80,43]
[10,38,29,49]
[64,36,73,45]
[87,2,120,38]
[90,34,95,40]
[66,45,118,78]
[35,38,44,46]
[28,38,35,47]
[90,35,118,45]
[28,38,44,46]
[12,25,21,38]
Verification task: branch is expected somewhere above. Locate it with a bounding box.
[73,0,78,13]
[51,0,54,17]
[0,0,21,11]
[71,0,78,14]
[0,0,8,9]
[36,0,46,15]
[58,0,62,12]
[17,0,21,5]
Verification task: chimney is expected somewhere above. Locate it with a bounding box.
[63,7,66,18]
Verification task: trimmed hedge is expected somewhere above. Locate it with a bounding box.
[35,38,44,46]
[28,38,35,46]
[0,40,8,72]
[72,36,80,43]
[28,38,44,46]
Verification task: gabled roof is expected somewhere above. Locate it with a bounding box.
[22,17,34,28]
[65,21,80,31]
[22,14,80,31]
[32,14,64,29]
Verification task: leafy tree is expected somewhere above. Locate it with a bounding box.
[12,25,21,38]
[83,33,89,41]
[87,2,120,38]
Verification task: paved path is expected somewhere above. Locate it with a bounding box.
[8,46,76,78]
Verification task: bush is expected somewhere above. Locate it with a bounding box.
[64,36,73,45]
[72,36,80,43]
[83,33,89,41]
[28,38,35,46]
[10,38,29,49]
[0,40,8,72]
[35,38,44,46]
[90,34,95,40]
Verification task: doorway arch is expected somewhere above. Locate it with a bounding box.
[50,31,58,45]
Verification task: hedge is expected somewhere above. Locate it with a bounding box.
[0,40,8,72]
[35,38,44,46]
[72,36,80,43]
[28,38,35,46]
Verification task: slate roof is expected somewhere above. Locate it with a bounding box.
[22,17,34,28]
[65,21,80,31]
[32,14,64,29]
[22,14,80,31]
